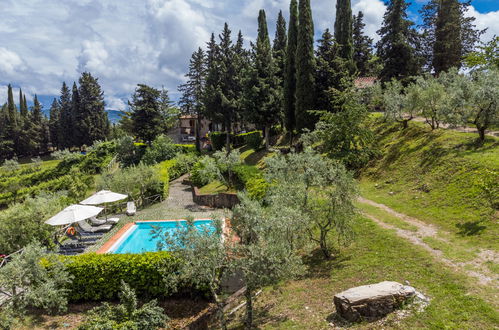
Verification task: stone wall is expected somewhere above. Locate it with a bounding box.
[192,186,240,209]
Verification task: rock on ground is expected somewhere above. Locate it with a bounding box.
[333,281,416,322]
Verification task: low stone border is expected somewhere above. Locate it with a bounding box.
[192,186,240,209]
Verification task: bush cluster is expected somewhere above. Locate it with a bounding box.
[98,164,165,205]
[59,252,204,302]
[233,164,269,200]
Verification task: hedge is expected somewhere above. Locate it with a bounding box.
[233,164,269,200]
[156,161,171,197]
[209,132,230,151]
[55,252,186,302]
[234,131,263,149]
[174,144,197,154]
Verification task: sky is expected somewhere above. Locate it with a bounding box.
[0,0,498,111]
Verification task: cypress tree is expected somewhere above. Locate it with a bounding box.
[284,0,298,139]
[273,11,287,126]
[244,10,280,150]
[295,0,317,131]
[19,88,28,117]
[178,47,206,152]
[353,11,374,76]
[420,0,483,73]
[432,0,461,73]
[6,84,17,128]
[232,30,248,126]
[49,98,61,149]
[273,10,287,89]
[71,82,83,147]
[203,33,222,125]
[334,0,354,65]
[59,82,73,148]
[376,0,422,83]
[31,95,46,154]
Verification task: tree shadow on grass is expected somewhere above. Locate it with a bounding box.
[456,220,487,236]
[302,249,350,279]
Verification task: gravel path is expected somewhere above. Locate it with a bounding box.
[359,197,498,288]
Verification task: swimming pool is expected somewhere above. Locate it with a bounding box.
[109,220,216,254]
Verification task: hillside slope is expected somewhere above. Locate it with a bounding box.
[360,119,498,250]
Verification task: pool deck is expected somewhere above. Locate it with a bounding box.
[96,218,231,254]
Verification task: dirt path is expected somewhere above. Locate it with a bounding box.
[358,197,499,288]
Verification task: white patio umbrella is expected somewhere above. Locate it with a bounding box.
[45,205,104,226]
[80,190,128,205]
[80,190,128,219]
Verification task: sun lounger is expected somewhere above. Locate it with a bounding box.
[126,201,136,216]
[90,216,120,226]
[77,220,112,233]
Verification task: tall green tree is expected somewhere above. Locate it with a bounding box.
[334,0,354,66]
[376,0,422,83]
[244,10,280,149]
[353,11,374,76]
[126,84,178,143]
[284,0,299,140]
[31,95,49,154]
[78,72,109,146]
[420,0,484,73]
[19,88,28,118]
[59,82,73,148]
[295,0,317,131]
[71,82,83,147]
[273,10,287,123]
[49,98,61,149]
[203,24,241,152]
[315,29,351,112]
[6,84,17,129]
[178,47,206,151]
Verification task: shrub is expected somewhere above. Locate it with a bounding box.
[98,164,164,205]
[156,161,170,197]
[142,135,178,165]
[245,178,269,201]
[190,156,219,187]
[165,153,198,181]
[78,281,168,330]
[116,136,146,167]
[209,132,230,151]
[236,131,263,150]
[2,158,19,172]
[59,252,190,301]
[0,193,70,254]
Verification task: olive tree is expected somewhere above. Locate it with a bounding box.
[157,217,233,330]
[232,194,305,330]
[467,69,499,141]
[411,74,449,130]
[0,243,72,318]
[383,79,419,129]
[264,148,358,259]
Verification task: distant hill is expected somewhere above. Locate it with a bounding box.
[41,109,124,124]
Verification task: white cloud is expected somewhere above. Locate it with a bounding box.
[0,0,496,109]
[465,6,499,42]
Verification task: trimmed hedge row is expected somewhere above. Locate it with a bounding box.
[210,131,263,151]
[233,164,269,200]
[58,252,185,302]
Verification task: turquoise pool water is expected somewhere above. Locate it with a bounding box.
[112,220,215,254]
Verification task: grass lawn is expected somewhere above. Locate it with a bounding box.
[198,180,233,195]
[361,119,499,252]
[228,216,499,329]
